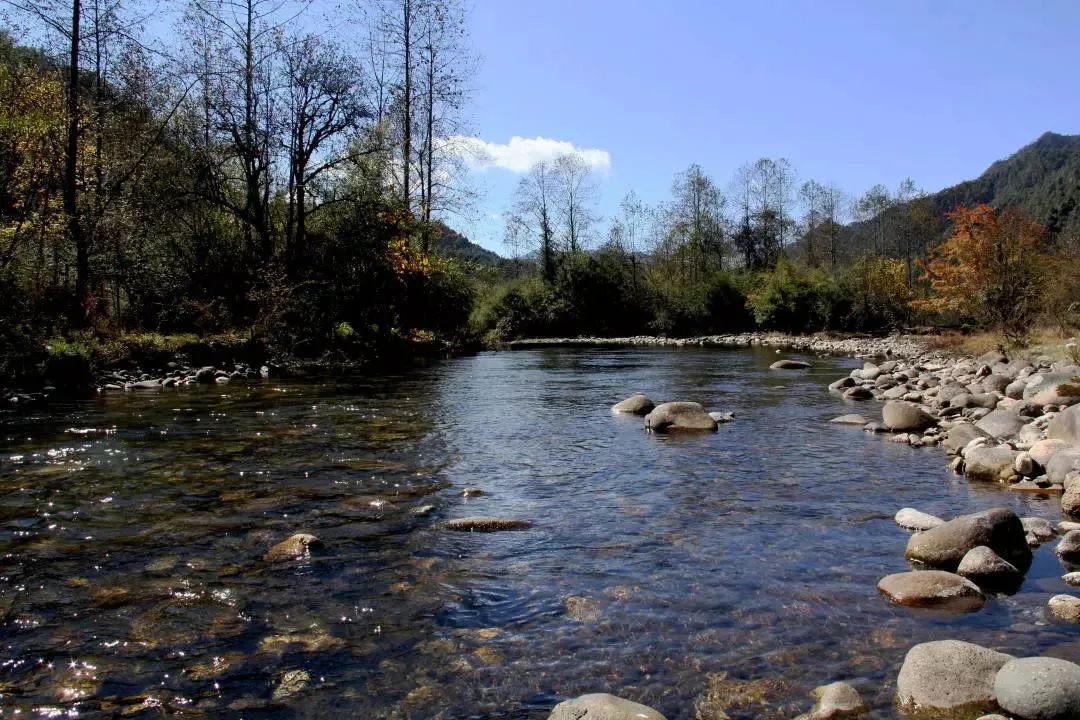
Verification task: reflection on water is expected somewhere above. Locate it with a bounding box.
[0,347,1075,718]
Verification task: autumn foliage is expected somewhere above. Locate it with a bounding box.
[913,204,1047,341]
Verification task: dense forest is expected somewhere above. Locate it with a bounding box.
[1,0,1078,389]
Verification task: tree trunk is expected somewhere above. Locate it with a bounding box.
[67,0,87,322]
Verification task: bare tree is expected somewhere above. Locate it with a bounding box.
[552,153,597,254]
[279,32,368,268]
[666,164,725,277]
[506,160,557,284]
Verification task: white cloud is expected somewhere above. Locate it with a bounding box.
[444,135,612,174]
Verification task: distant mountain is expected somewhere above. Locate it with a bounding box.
[929,131,1080,242]
[430,222,505,267]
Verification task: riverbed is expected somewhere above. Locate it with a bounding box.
[0,347,1075,718]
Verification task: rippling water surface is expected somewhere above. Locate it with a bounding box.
[1,347,1076,718]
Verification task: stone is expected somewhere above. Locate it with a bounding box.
[844,386,873,400]
[1027,373,1080,406]
[1006,380,1027,399]
[896,640,1013,716]
[612,394,655,415]
[943,423,992,455]
[1015,452,1037,477]
[883,401,936,432]
[975,409,1026,439]
[1063,572,1080,587]
[905,507,1031,572]
[771,359,812,370]
[895,508,946,532]
[272,669,310,702]
[982,374,1011,394]
[878,570,985,612]
[794,681,868,720]
[994,656,1080,720]
[938,382,970,404]
[965,446,1020,482]
[1022,517,1056,544]
[130,379,162,390]
[1047,449,1080,485]
[708,411,735,423]
[1048,595,1080,623]
[830,377,856,391]
[265,533,321,562]
[1057,531,1080,561]
[1064,485,1080,516]
[195,366,216,384]
[644,402,718,432]
[1049,405,1080,444]
[441,517,533,532]
[1030,439,1072,467]
[547,693,666,720]
[956,546,1022,589]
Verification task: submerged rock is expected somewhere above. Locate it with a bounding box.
[708,411,735,423]
[771,359,812,370]
[896,640,1012,717]
[832,414,869,426]
[905,507,1031,572]
[993,656,1080,720]
[794,681,868,720]
[441,517,533,532]
[265,533,321,563]
[877,570,985,612]
[272,669,310,703]
[548,693,666,720]
[895,508,945,532]
[644,402,718,432]
[611,394,655,415]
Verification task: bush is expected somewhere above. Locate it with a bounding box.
[746,259,844,332]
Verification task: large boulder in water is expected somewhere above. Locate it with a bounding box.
[877,570,985,612]
[957,546,1022,590]
[975,409,1026,440]
[883,401,936,432]
[896,640,1013,717]
[1049,405,1080,444]
[964,446,1019,482]
[1026,373,1080,406]
[993,657,1080,720]
[905,507,1031,572]
[548,694,666,720]
[611,394,655,415]
[645,402,718,432]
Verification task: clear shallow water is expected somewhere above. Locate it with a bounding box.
[0,347,1076,719]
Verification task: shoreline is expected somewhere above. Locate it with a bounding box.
[503,332,933,359]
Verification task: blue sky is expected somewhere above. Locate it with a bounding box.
[453,0,1080,254]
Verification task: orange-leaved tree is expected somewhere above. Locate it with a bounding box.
[913,204,1047,343]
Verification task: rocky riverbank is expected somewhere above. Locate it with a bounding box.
[506,331,931,357]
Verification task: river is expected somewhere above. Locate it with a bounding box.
[0,347,1075,718]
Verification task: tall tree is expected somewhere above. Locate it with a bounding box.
[552,153,597,254]
[506,159,557,283]
[666,164,726,278]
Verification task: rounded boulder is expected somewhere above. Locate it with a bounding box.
[645,402,718,432]
[878,570,985,612]
[612,394,655,415]
[994,657,1080,720]
[905,507,1031,572]
[883,401,936,432]
[548,693,666,720]
[896,640,1013,716]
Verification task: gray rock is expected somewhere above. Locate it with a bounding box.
[1030,439,1072,467]
[965,446,1020,482]
[878,570,985,612]
[441,517,533,532]
[994,656,1080,720]
[831,414,869,426]
[1049,405,1080,444]
[265,533,321,563]
[612,394,655,415]
[829,377,856,391]
[896,640,1013,716]
[895,508,946,532]
[645,402,717,432]
[906,507,1032,572]
[982,374,1011,394]
[975,409,1026,439]
[195,366,216,384]
[548,693,666,720]
[795,681,868,720]
[1015,452,1037,477]
[938,382,970,404]
[883,401,936,432]
[1022,517,1056,544]
[1063,572,1080,587]
[1057,531,1080,561]
[1006,379,1028,400]
[771,359,812,370]
[844,386,873,400]
[1048,595,1080,623]
[943,424,991,455]
[1064,485,1080,517]
[130,379,162,390]
[1027,373,1080,406]
[1047,449,1080,485]
[956,546,1022,589]
[708,411,735,423]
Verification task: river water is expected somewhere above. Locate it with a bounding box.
[0,347,1076,719]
